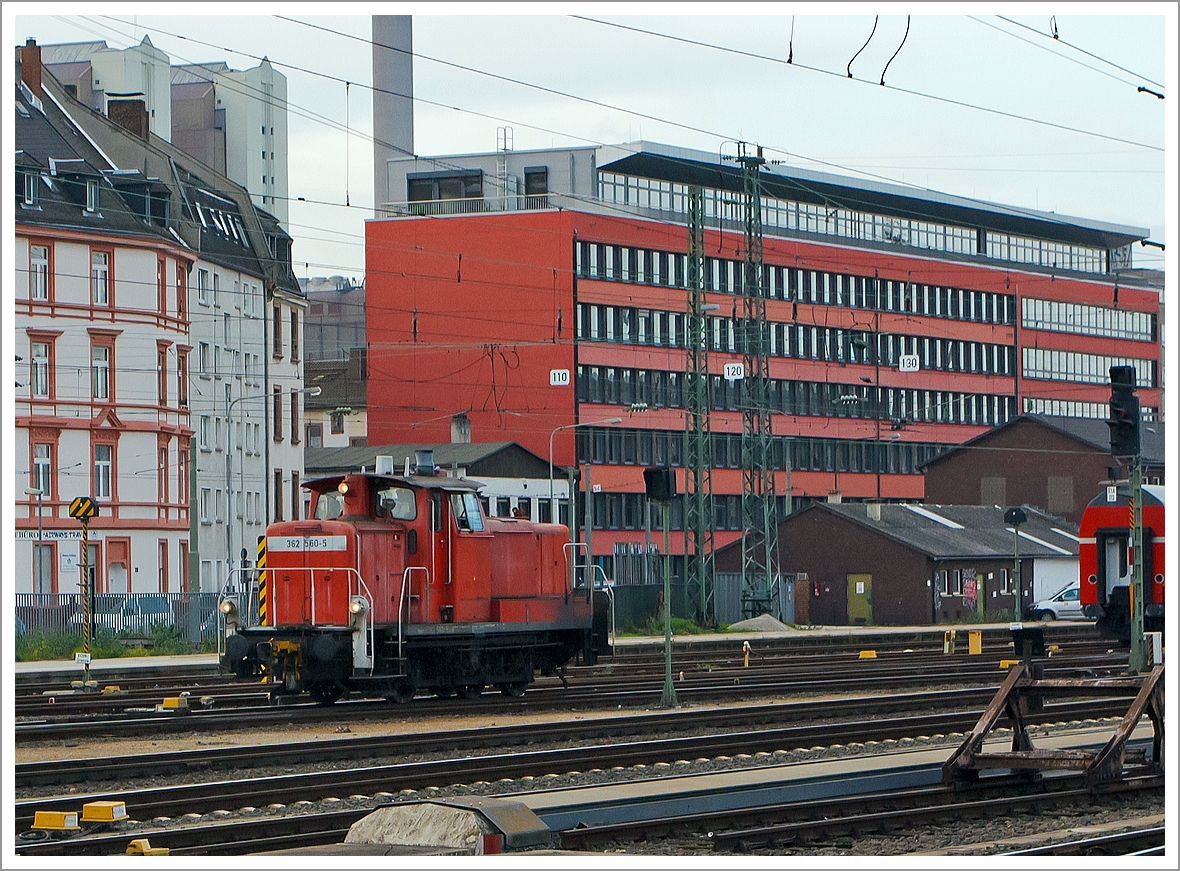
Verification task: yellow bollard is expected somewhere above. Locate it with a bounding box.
[742,640,751,667]
[968,631,982,655]
[858,650,877,659]
[999,659,1021,669]
[126,839,169,855]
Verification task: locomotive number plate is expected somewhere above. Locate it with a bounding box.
[268,535,348,552]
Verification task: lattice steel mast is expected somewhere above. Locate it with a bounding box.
[683,186,715,625]
[737,143,781,618]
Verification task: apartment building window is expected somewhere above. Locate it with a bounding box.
[91,250,110,306]
[94,443,113,500]
[215,488,224,523]
[307,423,323,448]
[158,444,169,505]
[199,415,211,451]
[32,443,53,497]
[85,178,99,212]
[290,310,299,361]
[30,244,49,300]
[158,540,169,593]
[177,350,188,406]
[24,171,40,206]
[273,387,283,441]
[273,304,283,357]
[198,342,210,377]
[157,346,168,405]
[290,389,300,444]
[157,259,166,313]
[91,344,112,400]
[330,412,344,434]
[291,471,301,520]
[198,269,209,305]
[176,264,187,319]
[212,272,221,307]
[31,341,51,398]
[178,445,189,506]
[273,469,284,521]
[200,488,212,524]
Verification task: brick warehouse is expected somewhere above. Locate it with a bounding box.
[365,142,1161,586]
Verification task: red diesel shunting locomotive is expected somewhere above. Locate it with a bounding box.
[1079,482,1165,643]
[220,457,612,704]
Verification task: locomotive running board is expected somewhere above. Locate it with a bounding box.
[942,662,1164,789]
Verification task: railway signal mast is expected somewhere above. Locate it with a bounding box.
[734,143,781,618]
[683,186,715,625]
[1107,365,1147,672]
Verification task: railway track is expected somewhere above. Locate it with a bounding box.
[14,694,1141,833]
[17,650,1128,739]
[1002,826,1165,856]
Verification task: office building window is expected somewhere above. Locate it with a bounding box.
[91,344,111,400]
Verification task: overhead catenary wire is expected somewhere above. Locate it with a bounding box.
[996,14,1165,90]
[847,15,879,79]
[72,14,1163,257]
[880,16,910,86]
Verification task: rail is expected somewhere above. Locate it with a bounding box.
[398,566,430,662]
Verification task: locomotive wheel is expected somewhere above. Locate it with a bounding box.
[433,685,456,699]
[457,684,484,700]
[498,681,527,697]
[309,681,344,706]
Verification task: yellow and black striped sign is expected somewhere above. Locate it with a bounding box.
[69,496,97,520]
[257,535,268,625]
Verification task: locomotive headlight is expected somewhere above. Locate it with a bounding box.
[220,597,240,632]
[338,482,349,495]
[349,597,367,615]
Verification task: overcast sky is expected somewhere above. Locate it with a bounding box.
[8,4,1174,285]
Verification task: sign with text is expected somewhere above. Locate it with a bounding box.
[549,368,571,386]
[16,529,85,540]
[723,362,745,382]
[267,536,348,552]
[898,354,920,373]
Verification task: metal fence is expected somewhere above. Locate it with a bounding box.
[15,592,221,647]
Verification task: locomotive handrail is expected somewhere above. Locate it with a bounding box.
[398,566,430,662]
[563,541,590,595]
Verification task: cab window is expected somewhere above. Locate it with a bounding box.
[1061,587,1079,601]
[313,490,344,520]
[376,486,417,520]
[451,492,485,532]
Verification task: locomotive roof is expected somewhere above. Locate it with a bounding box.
[307,473,485,493]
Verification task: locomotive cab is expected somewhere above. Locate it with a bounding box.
[220,469,611,704]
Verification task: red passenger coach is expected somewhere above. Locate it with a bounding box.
[220,463,612,704]
[1079,483,1165,643]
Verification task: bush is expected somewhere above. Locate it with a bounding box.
[618,615,707,636]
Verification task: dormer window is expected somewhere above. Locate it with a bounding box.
[23,172,39,206]
[85,178,99,213]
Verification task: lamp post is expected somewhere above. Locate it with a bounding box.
[548,417,623,521]
[226,386,320,589]
[24,487,43,593]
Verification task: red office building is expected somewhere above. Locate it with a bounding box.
[366,143,1161,584]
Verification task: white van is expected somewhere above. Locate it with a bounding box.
[1030,584,1086,621]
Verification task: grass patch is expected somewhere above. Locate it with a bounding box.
[16,623,203,661]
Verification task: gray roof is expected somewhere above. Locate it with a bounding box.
[305,441,559,480]
[921,414,1166,470]
[597,141,1150,250]
[812,502,1080,561]
[39,41,107,64]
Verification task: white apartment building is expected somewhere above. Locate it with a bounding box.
[16,57,191,595]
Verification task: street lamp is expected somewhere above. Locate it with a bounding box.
[24,487,43,594]
[548,417,623,512]
[225,386,320,588]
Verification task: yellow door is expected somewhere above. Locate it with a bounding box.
[847,574,872,625]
